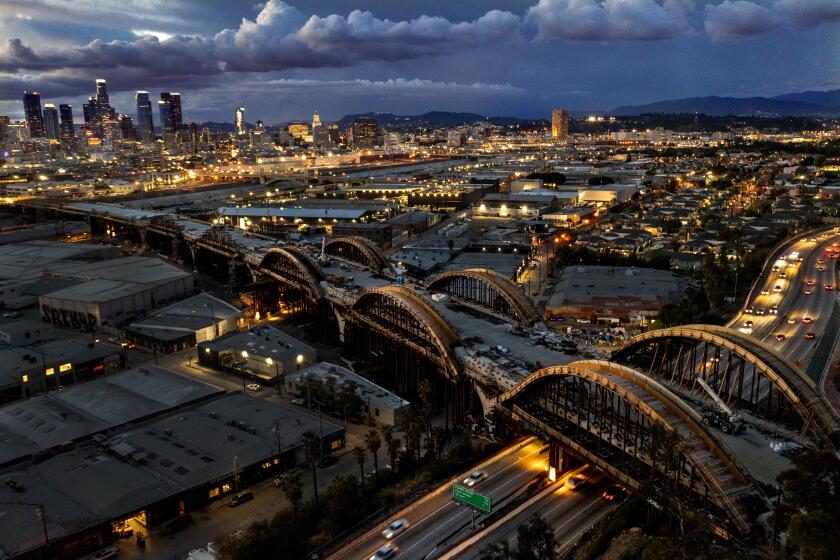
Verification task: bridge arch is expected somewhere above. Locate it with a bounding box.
[324,236,393,274]
[497,360,763,535]
[612,325,840,448]
[258,246,325,300]
[426,268,540,325]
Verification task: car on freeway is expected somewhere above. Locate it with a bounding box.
[779,272,787,279]
[756,307,767,315]
[830,253,838,259]
[803,317,813,324]
[382,519,410,540]
[806,280,815,286]
[743,320,753,328]
[761,288,769,295]
[774,285,782,293]
[246,383,261,391]
[370,543,399,560]
[805,332,816,340]
[291,398,305,406]
[602,485,626,501]
[818,258,825,265]
[229,490,254,507]
[463,470,486,487]
[805,289,814,295]
[826,284,834,291]
[745,307,754,314]
[776,333,786,341]
[770,305,779,314]
[565,473,587,490]
[787,318,797,324]
[818,265,826,272]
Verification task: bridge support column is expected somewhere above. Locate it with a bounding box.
[548,443,565,480]
[227,258,239,290]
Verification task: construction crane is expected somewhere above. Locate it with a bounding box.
[696,377,744,434]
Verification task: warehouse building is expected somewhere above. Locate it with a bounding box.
[38,257,194,331]
[198,324,317,385]
[286,362,409,427]
[125,293,242,353]
[577,184,639,205]
[545,265,689,324]
[0,387,344,560]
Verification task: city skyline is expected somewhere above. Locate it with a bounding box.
[0,0,838,122]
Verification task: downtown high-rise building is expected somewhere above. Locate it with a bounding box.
[22,91,44,137]
[159,92,183,134]
[59,104,74,140]
[43,103,60,140]
[551,108,569,141]
[235,107,246,136]
[83,96,101,137]
[95,78,109,106]
[312,111,321,130]
[351,116,378,148]
[135,91,154,142]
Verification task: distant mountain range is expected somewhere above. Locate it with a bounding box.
[609,89,840,117]
[335,111,528,129]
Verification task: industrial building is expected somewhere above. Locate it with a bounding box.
[286,362,409,427]
[0,365,343,560]
[577,184,639,205]
[125,293,243,353]
[38,257,194,331]
[0,337,123,402]
[197,324,317,385]
[545,265,690,324]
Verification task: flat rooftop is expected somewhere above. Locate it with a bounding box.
[0,392,342,560]
[288,362,409,410]
[0,364,222,467]
[201,324,314,358]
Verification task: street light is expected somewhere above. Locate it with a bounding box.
[266,357,283,395]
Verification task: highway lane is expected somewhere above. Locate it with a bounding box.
[730,229,840,367]
[455,469,614,559]
[331,440,549,560]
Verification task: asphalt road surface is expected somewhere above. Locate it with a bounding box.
[331,440,550,560]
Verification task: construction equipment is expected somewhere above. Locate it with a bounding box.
[696,377,744,434]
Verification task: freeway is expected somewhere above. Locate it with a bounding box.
[330,440,550,560]
[451,468,615,559]
[730,228,840,368]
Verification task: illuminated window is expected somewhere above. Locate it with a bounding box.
[273,458,280,465]
[330,439,342,450]
[22,375,29,383]
[262,462,272,469]
[59,363,72,372]
[45,368,55,376]
[208,487,220,499]
[221,483,232,493]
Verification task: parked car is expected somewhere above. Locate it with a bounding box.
[229,490,253,507]
[246,383,261,391]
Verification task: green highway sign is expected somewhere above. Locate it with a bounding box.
[453,484,491,513]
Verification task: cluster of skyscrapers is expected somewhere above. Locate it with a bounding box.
[21,79,183,144]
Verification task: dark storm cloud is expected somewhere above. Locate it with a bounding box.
[704,0,840,41]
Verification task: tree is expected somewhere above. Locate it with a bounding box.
[381,424,398,471]
[588,175,614,186]
[479,540,512,560]
[353,446,366,488]
[301,430,320,512]
[418,379,434,445]
[365,428,381,474]
[280,473,303,517]
[513,514,556,560]
[447,238,455,254]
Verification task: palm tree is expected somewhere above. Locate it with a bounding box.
[281,473,303,517]
[381,424,397,471]
[365,428,381,474]
[301,430,320,511]
[353,446,366,489]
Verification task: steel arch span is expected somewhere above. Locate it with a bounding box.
[426,268,540,325]
[324,236,393,274]
[497,360,764,535]
[347,286,461,379]
[612,325,840,448]
[257,246,326,300]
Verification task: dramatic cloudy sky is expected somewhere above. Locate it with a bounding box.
[0,0,838,123]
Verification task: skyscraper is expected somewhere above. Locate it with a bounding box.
[22,91,44,137]
[83,96,101,137]
[118,114,136,140]
[312,111,321,130]
[551,108,569,141]
[59,104,74,140]
[159,92,183,134]
[43,103,60,140]
[351,117,378,148]
[135,91,154,142]
[95,79,109,106]
[235,107,246,136]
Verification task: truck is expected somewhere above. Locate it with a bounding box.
[696,377,744,434]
